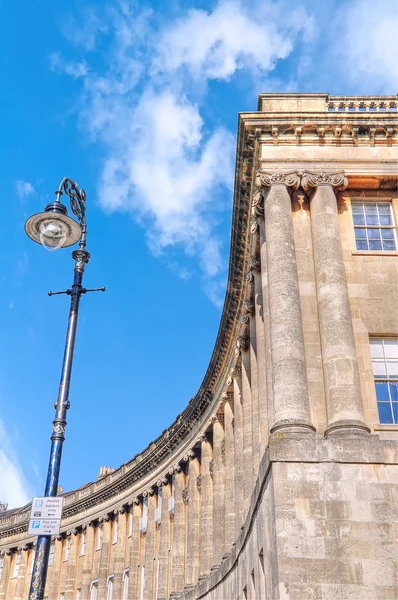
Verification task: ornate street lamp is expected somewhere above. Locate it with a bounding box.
[25,178,104,599]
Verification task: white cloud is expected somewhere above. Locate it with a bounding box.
[155,1,303,81]
[337,0,398,93]
[50,53,89,79]
[16,180,36,201]
[0,420,31,509]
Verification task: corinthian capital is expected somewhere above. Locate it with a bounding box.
[301,171,348,196]
[255,171,301,191]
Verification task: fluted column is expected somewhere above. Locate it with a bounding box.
[64,531,78,600]
[244,283,260,477]
[212,415,225,570]
[222,393,235,554]
[302,171,370,436]
[113,509,127,599]
[157,479,171,600]
[14,547,28,600]
[254,171,315,434]
[128,500,142,600]
[97,517,111,598]
[184,452,200,590]
[170,467,186,597]
[0,552,11,599]
[198,434,213,580]
[143,490,156,600]
[80,523,95,600]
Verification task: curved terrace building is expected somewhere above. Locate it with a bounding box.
[1,93,398,600]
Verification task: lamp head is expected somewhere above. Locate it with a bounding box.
[25,201,82,251]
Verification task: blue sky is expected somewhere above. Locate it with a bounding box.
[1,0,397,508]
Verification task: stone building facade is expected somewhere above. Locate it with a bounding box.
[1,93,397,600]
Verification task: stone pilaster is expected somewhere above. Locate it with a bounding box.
[112,509,127,599]
[245,283,261,477]
[64,531,78,600]
[0,552,11,600]
[222,393,235,554]
[212,415,225,570]
[157,480,171,600]
[255,171,315,435]
[184,452,200,590]
[302,171,370,436]
[97,517,111,598]
[143,490,156,600]
[48,536,63,599]
[128,501,142,600]
[198,434,213,580]
[170,467,186,597]
[80,524,95,600]
[14,547,28,600]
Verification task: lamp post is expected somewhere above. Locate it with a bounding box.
[25,178,104,600]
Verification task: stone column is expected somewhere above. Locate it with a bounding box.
[49,536,63,599]
[184,452,200,591]
[229,368,244,535]
[302,171,370,436]
[80,523,95,600]
[128,500,142,600]
[222,393,235,555]
[257,219,274,440]
[113,509,127,599]
[250,250,268,453]
[198,433,213,581]
[14,547,28,600]
[157,479,171,600]
[64,530,79,600]
[170,467,186,597]
[254,171,315,434]
[97,517,111,598]
[212,415,225,570]
[244,285,260,477]
[240,344,253,514]
[0,551,11,600]
[143,490,156,600]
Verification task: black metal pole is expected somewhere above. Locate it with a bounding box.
[28,247,90,600]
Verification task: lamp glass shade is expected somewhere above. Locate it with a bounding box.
[25,211,82,249]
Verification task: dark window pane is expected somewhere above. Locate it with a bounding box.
[368,228,381,239]
[390,383,398,401]
[392,403,398,424]
[378,402,393,424]
[356,240,368,250]
[353,213,366,225]
[369,240,382,250]
[383,240,396,251]
[375,382,390,401]
[379,215,392,226]
[355,228,366,239]
[381,229,394,239]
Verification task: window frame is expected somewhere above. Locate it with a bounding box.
[351,200,397,252]
[371,338,398,425]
